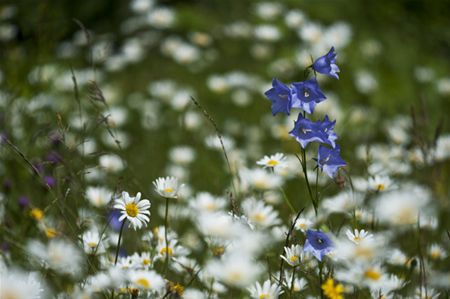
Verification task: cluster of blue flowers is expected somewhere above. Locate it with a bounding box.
[264,47,346,178]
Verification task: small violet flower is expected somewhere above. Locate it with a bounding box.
[292,77,326,114]
[264,78,293,116]
[289,114,337,149]
[317,145,346,178]
[304,229,333,261]
[312,47,340,79]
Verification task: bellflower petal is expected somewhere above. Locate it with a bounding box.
[317,145,346,178]
[264,78,293,116]
[312,47,340,79]
[291,78,327,114]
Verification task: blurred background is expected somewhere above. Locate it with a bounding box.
[1,1,450,297]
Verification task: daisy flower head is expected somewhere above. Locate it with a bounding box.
[153,176,181,198]
[114,191,151,230]
[280,244,303,267]
[128,270,165,293]
[248,279,283,299]
[345,229,373,245]
[256,153,287,169]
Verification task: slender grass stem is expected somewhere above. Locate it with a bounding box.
[111,221,126,299]
[298,149,317,216]
[164,197,170,276]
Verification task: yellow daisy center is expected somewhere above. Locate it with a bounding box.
[164,187,174,193]
[289,255,299,263]
[376,183,385,191]
[364,268,381,281]
[228,271,242,282]
[253,213,266,223]
[160,246,173,256]
[267,159,279,167]
[45,228,58,238]
[30,208,44,221]
[125,202,139,217]
[87,241,97,248]
[143,258,151,265]
[212,246,225,256]
[259,294,269,299]
[136,278,151,288]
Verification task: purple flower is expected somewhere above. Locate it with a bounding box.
[108,210,124,231]
[18,196,30,209]
[317,145,346,178]
[312,47,340,79]
[44,176,56,187]
[264,78,294,116]
[304,229,333,261]
[291,78,326,114]
[289,114,338,149]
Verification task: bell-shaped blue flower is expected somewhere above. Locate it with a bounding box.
[289,114,338,149]
[317,145,346,178]
[304,229,333,261]
[312,47,340,79]
[264,78,293,116]
[291,78,326,114]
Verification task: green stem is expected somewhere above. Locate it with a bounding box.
[315,167,319,205]
[300,148,317,216]
[164,197,170,276]
[111,221,126,299]
[319,262,324,299]
[279,187,296,214]
[289,267,297,298]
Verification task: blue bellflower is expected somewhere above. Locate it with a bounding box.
[289,114,338,149]
[317,145,346,178]
[304,229,333,261]
[264,78,293,116]
[292,78,326,114]
[312,47,340,79]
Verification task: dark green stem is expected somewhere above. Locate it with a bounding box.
[164,197,170,276]
[300,148,317,216]
[111,221,126,299]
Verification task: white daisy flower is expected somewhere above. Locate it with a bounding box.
[242,197,281,228]
[128,270,165,293]
[256,153,287,169]
[153,176,181,199]
[85,186,113,207]
[248,279,282,299]
[114,191,151,230]
[82,229,107,254]
[428,244,447,260]
[283,271,307,292]
[294,217,313,232]
[0,268,44,299]
[368,175,392,192]
[280,245,303,267]
[345,229,373,245]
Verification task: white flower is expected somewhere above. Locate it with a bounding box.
[27,239,83,277]
[239,168,283,191]
[128,270,165,293]
[147,7,175,29]
[189,192,227,214]
[169,146,196,165]
[153,176,181,198]
[206,253,263,288]
[256,153,287,169]
[283,271,307,292]
[242,197,280,228]
[373,184,431,225]
[345,229,373,245]
[114,191,151,230]
[294,217,313,232]
[248,279,282,299]
[0,268,44,299]
[82,229,107,254]
[99,154,125,173]
[415,287,440,299]
[428,244,447,260]
[85,186,112,207]
[368,175,392,192]
[280,245,303,267]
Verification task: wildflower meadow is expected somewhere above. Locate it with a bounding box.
[0,0,449,298]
